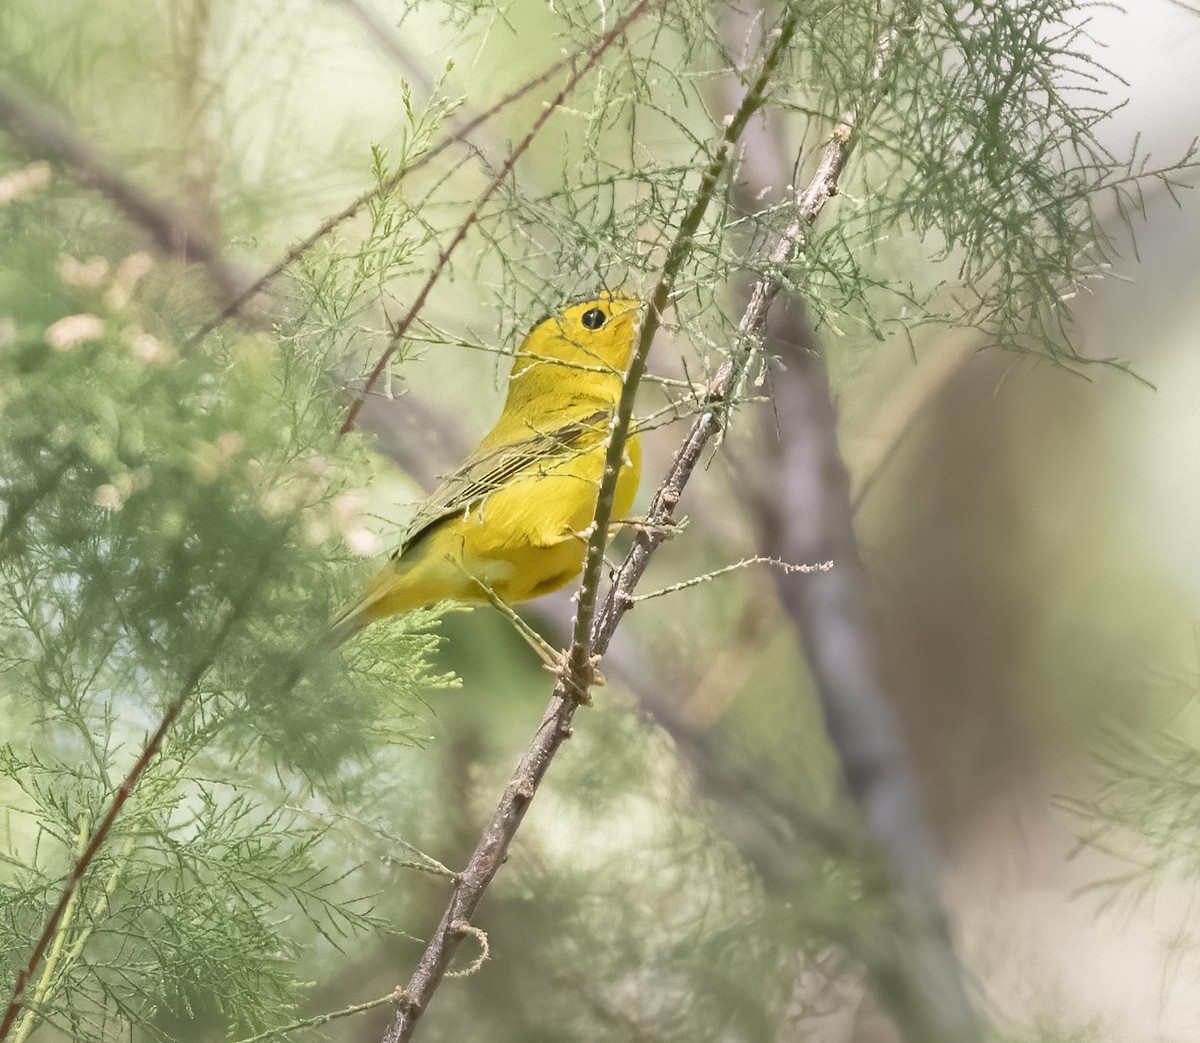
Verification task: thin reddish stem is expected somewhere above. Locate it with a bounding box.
[338,0,652,436]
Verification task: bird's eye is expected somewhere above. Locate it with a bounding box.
[580,307,607,330]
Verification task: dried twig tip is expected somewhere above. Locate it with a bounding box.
[446,921,490,979]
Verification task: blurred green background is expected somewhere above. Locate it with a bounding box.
[3,1,1200,1041]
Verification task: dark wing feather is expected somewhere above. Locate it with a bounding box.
[396,410,609,555]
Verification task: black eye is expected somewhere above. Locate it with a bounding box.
[580,307,607,330]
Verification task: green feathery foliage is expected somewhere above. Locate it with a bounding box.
[0,144,453,1042]
[1,0,1195,1040]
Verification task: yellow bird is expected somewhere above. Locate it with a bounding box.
[330,292,643,644]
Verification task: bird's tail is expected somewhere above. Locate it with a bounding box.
[325,554,424,647]
[326,602,369,648]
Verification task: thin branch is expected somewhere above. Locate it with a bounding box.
[0,559,274,1040]
[627,555,832,603]
[377,14,801,1041]
[10,835,134,1043]
[326,0,512,171]
[0,87,246,306]
[232,989,405,1043]
[190,10,641,343]
[339,0,654,435]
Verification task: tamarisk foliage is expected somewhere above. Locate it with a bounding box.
[1,0,1193,1040]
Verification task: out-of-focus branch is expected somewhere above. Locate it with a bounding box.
[330,0,440,95]
[354,393,470,487]
[849,326,978,510]
[192,4,659,346]
[613,8,980,1041]
[755,299,982,1043]
[848,156,1190,512]
[329,0,503,172]
[0,87,247,308]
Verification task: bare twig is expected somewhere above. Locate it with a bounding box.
[626,555,832,603]
[377,14,801,1041]
[232,989,405,1043]
[0,87,246,307]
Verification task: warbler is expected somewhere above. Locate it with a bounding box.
[330,292,642,643]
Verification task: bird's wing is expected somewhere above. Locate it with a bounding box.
[396,409,610,554]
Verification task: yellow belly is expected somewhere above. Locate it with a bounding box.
[345,433,641,631]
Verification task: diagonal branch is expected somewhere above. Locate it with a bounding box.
[339,0,655,434]
[330,0,440,91]
[0,87,246,307]
[377,13,801,1042]
[0,556,275,1041]
[191,6,653,343]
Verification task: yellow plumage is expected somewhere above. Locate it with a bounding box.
[331,292,642,643]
